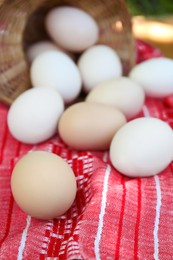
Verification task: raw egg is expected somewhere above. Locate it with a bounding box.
[78,45,122,92]
[11,151,77,220]
[86,77,145,119]
[110,117,173,177]
[7,87,64,144]
[30,50,82,104]
[129,57,173,98]
[58,102,126,150]
[45,6,99,52]
[26,40,74,63]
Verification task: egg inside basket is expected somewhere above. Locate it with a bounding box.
[0,0,135,105]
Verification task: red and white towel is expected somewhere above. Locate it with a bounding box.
[1,40,173,259]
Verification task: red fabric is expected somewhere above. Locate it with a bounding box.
[1,40,173,260]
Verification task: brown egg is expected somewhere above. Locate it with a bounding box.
[11,151,77,220]
[58,102,126,150]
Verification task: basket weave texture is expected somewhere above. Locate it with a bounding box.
[0,0,135,105]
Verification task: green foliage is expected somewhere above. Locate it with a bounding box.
[126,0,173,16]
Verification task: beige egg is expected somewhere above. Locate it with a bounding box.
[11,151,77,220]
[86,77,145,119]
[58,102,126,150]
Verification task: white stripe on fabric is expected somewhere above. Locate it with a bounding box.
[102,151,109,163]
[142,105,162,259]
[17,215,31,260]
[153,175,162,260]
[94,165,111,260]
[142,105,150,117]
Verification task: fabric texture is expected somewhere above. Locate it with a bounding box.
[0,40,173,260]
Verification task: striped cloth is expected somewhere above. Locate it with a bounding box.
[1,40,173,260]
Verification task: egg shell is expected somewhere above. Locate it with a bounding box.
[26,41,74,63]
[11,151,77,220]
[45,6,99,52]
[7,87,64,144]
[85,76,145,119]
[78,45,122,92]
[30,50,82,104]
[110,117,173,177]
[58,102,126,150]
[129,57,173,98]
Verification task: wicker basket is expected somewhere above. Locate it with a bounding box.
[0,0,135,106]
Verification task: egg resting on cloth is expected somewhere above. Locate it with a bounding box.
[1,40,173,259]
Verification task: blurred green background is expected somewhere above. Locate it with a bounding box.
[126,0,173,16]
[127,0,173,58]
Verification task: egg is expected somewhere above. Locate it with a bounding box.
[129,57,173,98]
[86,77,145,119]
[7,87,64,144]
[45,6,99,52]
[30,50,82,104]
[26,41,74,63]
[11,151,77,220]
[78,45,122,92]
[58,102,126,150]
[110,117,173,177]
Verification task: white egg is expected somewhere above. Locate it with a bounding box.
[26,41,74,63]
[110,117,173,177]
[7,87,64,144]
[45,6,99,52]
[26,41,61,63]
[78,45,122,93]
[129,57,173,98]
[30,50,82,104]
[86,77,145,119]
